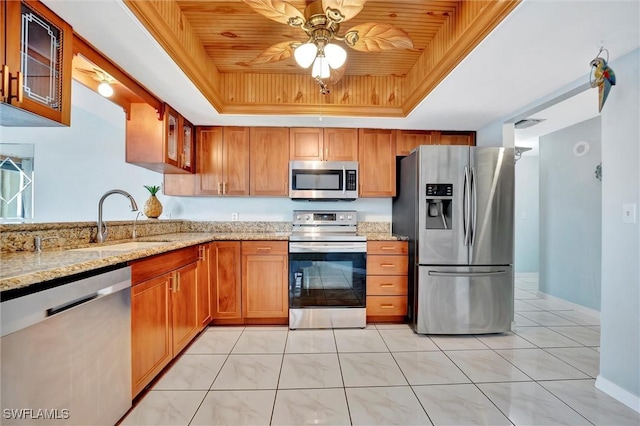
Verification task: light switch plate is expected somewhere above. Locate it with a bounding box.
[622,203,637,224]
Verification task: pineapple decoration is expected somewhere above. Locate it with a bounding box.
[143,185,163,219]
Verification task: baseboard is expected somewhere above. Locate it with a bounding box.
[595,375,640,413]
[514,272,539,281]
[536,290,601,318]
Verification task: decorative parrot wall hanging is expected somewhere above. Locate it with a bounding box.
[589,47,616,113]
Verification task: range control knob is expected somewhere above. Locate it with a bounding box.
[347,214,353,220]
[296,214,302,220]
[305,214,311,221]
[339,215,344,221]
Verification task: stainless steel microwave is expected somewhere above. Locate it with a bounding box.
[289,161,358,200]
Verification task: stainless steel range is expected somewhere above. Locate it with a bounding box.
[289,210,367,329]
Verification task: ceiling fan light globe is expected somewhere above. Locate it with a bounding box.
[294,43,318,68]
[325,43,347,69]
[97,82,114,97]
[312,56,331,79]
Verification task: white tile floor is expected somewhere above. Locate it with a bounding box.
[121,275,640,426]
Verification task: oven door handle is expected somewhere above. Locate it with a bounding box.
[343,165,346,195]
[289,242,367,253]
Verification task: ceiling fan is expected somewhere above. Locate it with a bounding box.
[243,0,414,87]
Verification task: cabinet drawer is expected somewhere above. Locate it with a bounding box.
[367,276,408,296]
[241,241,288,255]
[366,296,407,316]
[367,241,408,255]
[366,255,408,275]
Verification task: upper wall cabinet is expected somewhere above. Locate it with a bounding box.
[358,128,396,197]
[290,127,358,161]
[164,126,250,196]
[0,0,72,126]
[433,131,475,146]
[396,130,433,156]
[250,127,289,196]
[126,103,195,174]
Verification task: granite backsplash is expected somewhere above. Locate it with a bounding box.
[0,220,392,252]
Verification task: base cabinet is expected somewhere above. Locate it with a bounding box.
[130,246,200,397]
[210,242,243,323]
[241,241,288,321]
[366,241,409,323]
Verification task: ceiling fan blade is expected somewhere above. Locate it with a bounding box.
[328,64,346,85]
[322,0,366,22]
[242,0,304,25]
[249,41,299,65]
[344,23,413,52]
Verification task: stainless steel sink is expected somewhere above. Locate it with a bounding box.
[69,241,167,252]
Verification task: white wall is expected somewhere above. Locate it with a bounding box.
[514,155,539,273]
[597,49,640,407]
[1,82,392,223]
[539,117,602,310]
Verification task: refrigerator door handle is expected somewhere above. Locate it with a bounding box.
[463,166,471,246]
[428,270,508,277]
[470,167,478,246]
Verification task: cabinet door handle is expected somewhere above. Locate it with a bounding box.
[380,246,396,251]
[169,275,175,293]
[217,182,222,195]
[324,147,328,159]
[8,71,23,103]
[380,263,395,268]
[380,283,395,288]
[380,304,395,309]
[176,273,181,292]
[198,245,205,261]
[1,65,8,101]
[223,182,227,194]
[256,247,272,252]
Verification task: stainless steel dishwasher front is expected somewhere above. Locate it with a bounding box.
[1,266,132,426]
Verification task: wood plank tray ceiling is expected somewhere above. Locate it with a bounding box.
[124,0,520,118]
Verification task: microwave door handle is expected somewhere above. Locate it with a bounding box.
[343,165,346,195]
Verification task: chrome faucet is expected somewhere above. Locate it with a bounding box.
[96,189,139,243]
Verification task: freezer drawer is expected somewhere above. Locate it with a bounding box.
[416,265,513,334]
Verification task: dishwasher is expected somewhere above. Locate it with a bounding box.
[1,266,132,426]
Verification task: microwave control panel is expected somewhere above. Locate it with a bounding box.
[346,170,357,190]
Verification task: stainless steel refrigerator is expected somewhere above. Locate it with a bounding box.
[393,145,515,334]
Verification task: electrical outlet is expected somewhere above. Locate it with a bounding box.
[231,212,239,222]
[623,203,637,224]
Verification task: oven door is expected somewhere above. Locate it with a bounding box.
[289,241,366,325]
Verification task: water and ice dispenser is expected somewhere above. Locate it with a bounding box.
[425,184,452,229]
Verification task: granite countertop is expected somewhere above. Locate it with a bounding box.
[0,231,406,294]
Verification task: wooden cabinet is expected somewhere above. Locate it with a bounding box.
[164,126,250,196]
[358,128,396,197]
[290,127,358,161]
[433,131,475,146]
[0,0,72,126]
[131,272,172,399]
[366,241,409,322]
[126,103,195,174]
[171,261,199,355]
[196,244,212,330]
[241,241,288,320]
[250,127,290,196]
[396,130,433,156]
[210,242,243,323]
[130,246,200,397]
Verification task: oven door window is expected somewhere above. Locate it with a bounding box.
[291,169,343,191]
[289,252,366,308]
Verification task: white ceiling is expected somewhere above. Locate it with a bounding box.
[44,0,639,132]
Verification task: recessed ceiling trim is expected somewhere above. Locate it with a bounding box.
[122,0,521,118]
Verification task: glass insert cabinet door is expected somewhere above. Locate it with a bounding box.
[3,0,72,125]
